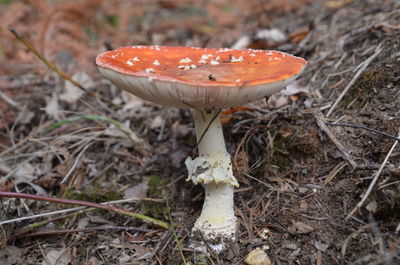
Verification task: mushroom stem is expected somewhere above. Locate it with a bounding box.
[194,109,226,156]
[186,108,237,244]
[194,182,236,241]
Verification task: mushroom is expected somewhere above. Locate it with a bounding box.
[96,46,306,251]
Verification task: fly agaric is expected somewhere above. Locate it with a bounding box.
[96,46,306,251]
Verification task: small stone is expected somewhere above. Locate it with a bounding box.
[244,248,271,265]
[314,241,329,252]
[365,200,377,213]
[299,200,308,212]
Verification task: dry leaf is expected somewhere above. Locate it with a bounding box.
[366,200,377,213]
[231,35,251,49]
[14,162,38,184]
[59,71,93,104]
[121,91,144,112]
[0,246,22,264]
[255,28,287,43]
[150,115,164,129]
[44,92,62,120]
[288,221,314,234]
[17,107,35,125]
[283,83,309,96]
[314,241,329,252]
[282,240,298,250]
[42,247,72,265]
[123,179,149,199]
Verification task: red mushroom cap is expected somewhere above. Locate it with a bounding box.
[96,46,306,108]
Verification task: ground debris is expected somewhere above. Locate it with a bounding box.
[1,0,399,264]
[288,221,315,234]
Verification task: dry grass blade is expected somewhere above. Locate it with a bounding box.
[327,123,400,142]
[346,130,400,220]
[326,47,382,117]
[42,115,150,156]
[315,115,357,168]
[0,192,168,229]
[324,162,347,185]
[7,25,88,94]
[0,205,10,248]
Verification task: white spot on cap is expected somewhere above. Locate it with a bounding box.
[178,65,191,70]
[210,59,220,65]
[231,56,243,62]
[180,58,192,63]
[219,48,231,52]
[133,56,140,61]
[235,79,241,83]
[198,59,207,64]
[153,60,160,65]
[126,59,134,66]
[201,54,212,60]
[190,64,197,69]
[148,77,154,82]
[145,68,155,73]
[250,53,256,57]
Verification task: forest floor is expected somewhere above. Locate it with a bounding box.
[0,0,399,264]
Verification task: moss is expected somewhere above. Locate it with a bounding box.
[375,195,400,222]
[142,175,169,218]
[0,0,12,5]
[180,4,207,17]
[184,135,197,147]
[61,183,122,203]
[106,15,119,28]
[133,117,145,128]
[265,122,319,172]
[193,254,210,265]
[339,59,400,110]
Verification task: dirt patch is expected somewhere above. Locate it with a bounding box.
[1,0,399,264]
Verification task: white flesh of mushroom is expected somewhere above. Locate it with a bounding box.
[185,108,238,250]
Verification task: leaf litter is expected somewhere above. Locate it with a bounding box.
[0,0,399,264]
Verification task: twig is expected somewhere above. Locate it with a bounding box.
[9,225,152,241]
[0,91,21,109]
[356,164,400,176]
[166,199,188,265]
[7,25,89,94]
[326,47,382,117]
[0,197,163,226]
[0,192,168,229]
[327,123,400,142]
[315,115,357,168]
[60,142,94,184]
[324,162,347,185]
[346,130,400,220]
[341,224,371,257]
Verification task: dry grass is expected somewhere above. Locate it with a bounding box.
[1,0,399,264]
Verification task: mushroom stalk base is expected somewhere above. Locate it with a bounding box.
[193,182,236,240]
[186,109,237,252]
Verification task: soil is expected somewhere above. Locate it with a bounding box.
[0,0,399,264]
